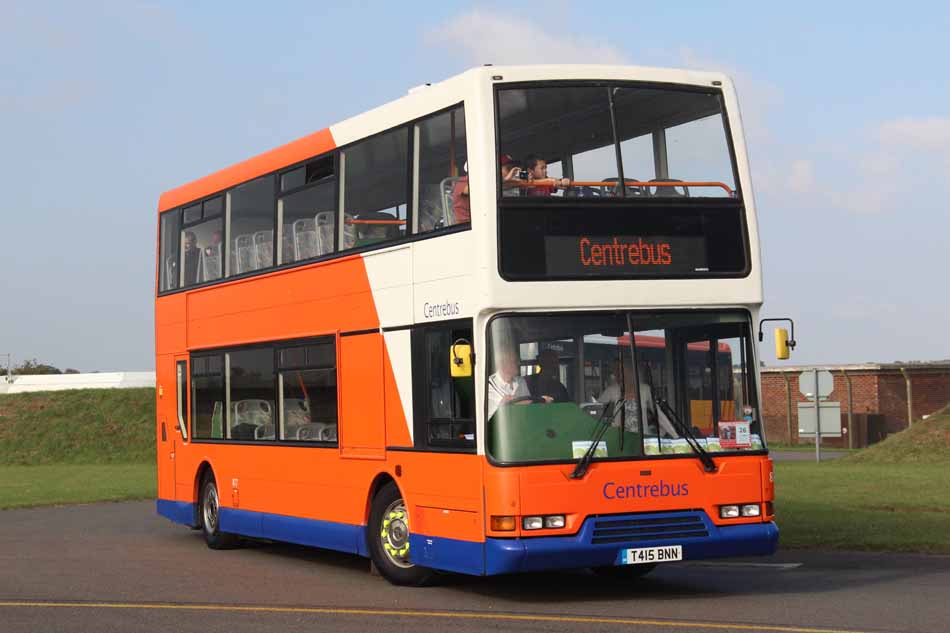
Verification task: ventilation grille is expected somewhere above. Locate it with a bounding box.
[591,513,708,545]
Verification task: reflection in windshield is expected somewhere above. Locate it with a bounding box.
[486,312,764,464]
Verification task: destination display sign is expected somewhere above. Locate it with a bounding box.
[544,235,707,276]
[498,203,747,279]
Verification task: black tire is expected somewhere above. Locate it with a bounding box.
[367,482,434,586]
[591,563,657,579]
[199,472,240,550]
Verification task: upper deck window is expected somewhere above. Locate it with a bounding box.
[159,211,180,292]
[227,176,275,277]
[341,127,409,249]
[497,83,736,199]
[414,105,468,232]
[180,196,224,287]
[277,156,336,265]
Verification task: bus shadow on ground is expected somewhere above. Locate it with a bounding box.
[234,537,931,604]
[439,562,927,604]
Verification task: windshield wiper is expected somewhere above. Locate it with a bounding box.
[570,401,617,479]
[655,397,717,473]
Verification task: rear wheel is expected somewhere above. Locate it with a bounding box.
[368,482,434,586]
[199,472,239,550]
[591,563,657,579]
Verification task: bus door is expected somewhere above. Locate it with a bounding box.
[171,356,190,496]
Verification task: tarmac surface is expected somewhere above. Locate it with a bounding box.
[2,500,949,633]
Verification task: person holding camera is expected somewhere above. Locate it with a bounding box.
[500,153,525,197]
[523,154,572,196]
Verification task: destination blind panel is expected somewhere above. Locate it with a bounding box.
[545,235,707,275]
[499,203,748,279]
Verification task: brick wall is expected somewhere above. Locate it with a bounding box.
[760,366,950,447]
[911,373,950,420]
[761,371,879,445]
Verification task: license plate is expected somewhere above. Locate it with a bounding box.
[620,545,683,565]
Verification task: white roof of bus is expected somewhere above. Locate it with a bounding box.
[329,64,733,148]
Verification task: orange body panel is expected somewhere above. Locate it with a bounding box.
[483,456,772,539]
[339,333,386,457]
[154,248,487,542]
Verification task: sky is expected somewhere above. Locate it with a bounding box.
[1,0,949,371]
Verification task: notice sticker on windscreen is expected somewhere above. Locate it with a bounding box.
[572,441,608,459]
[718,421,751,449]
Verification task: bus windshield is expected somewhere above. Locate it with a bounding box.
[486,312,763,465]
[496,83,736,199]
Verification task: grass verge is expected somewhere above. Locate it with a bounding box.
[0,463,157,510]
[0,388,155,465]
[775,406,950,553]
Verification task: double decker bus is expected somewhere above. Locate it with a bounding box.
[155,65,777,585]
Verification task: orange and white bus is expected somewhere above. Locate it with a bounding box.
[155,65,778,585]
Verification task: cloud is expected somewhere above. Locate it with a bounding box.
[825,116,950,214]
[877,116,950,150]
[426,9,628,66]
[785,159,816,194]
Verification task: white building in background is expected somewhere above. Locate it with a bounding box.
[0,372,155,394]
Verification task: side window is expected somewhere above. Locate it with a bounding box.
[277,340,338,444]
[277,156,336,264]
[415,106,468,232]
[227,176,275,276]
[159,210,181,292]
[227,348,276,441]
[341,127,409,249]
[180,196,224,287]
[412,323,475,450]
[191,355,225,439]
[176,360,188,440]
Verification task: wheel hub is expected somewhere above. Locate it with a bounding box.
[203,484,219,532]
[380,500,412,568]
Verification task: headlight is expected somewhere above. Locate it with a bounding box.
[543,515,565,529]
[522,516,543,530]
[719,505,740,519]
[741,504,761,517]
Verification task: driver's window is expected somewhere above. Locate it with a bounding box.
[412,322,475,451]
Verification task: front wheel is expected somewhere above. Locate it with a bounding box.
[199,473,239,550]
[368,482,434,586]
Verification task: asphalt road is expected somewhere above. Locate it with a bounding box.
[2,501,949,633]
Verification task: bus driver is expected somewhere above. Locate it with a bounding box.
[486,348,530,419]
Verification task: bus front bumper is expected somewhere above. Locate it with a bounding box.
[484,511,778,575]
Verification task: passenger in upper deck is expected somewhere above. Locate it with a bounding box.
[182,231,199,284]
[451,154,525,222]
[500,154,526,197]
[450,162,471,224]
[523,154,571,197]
